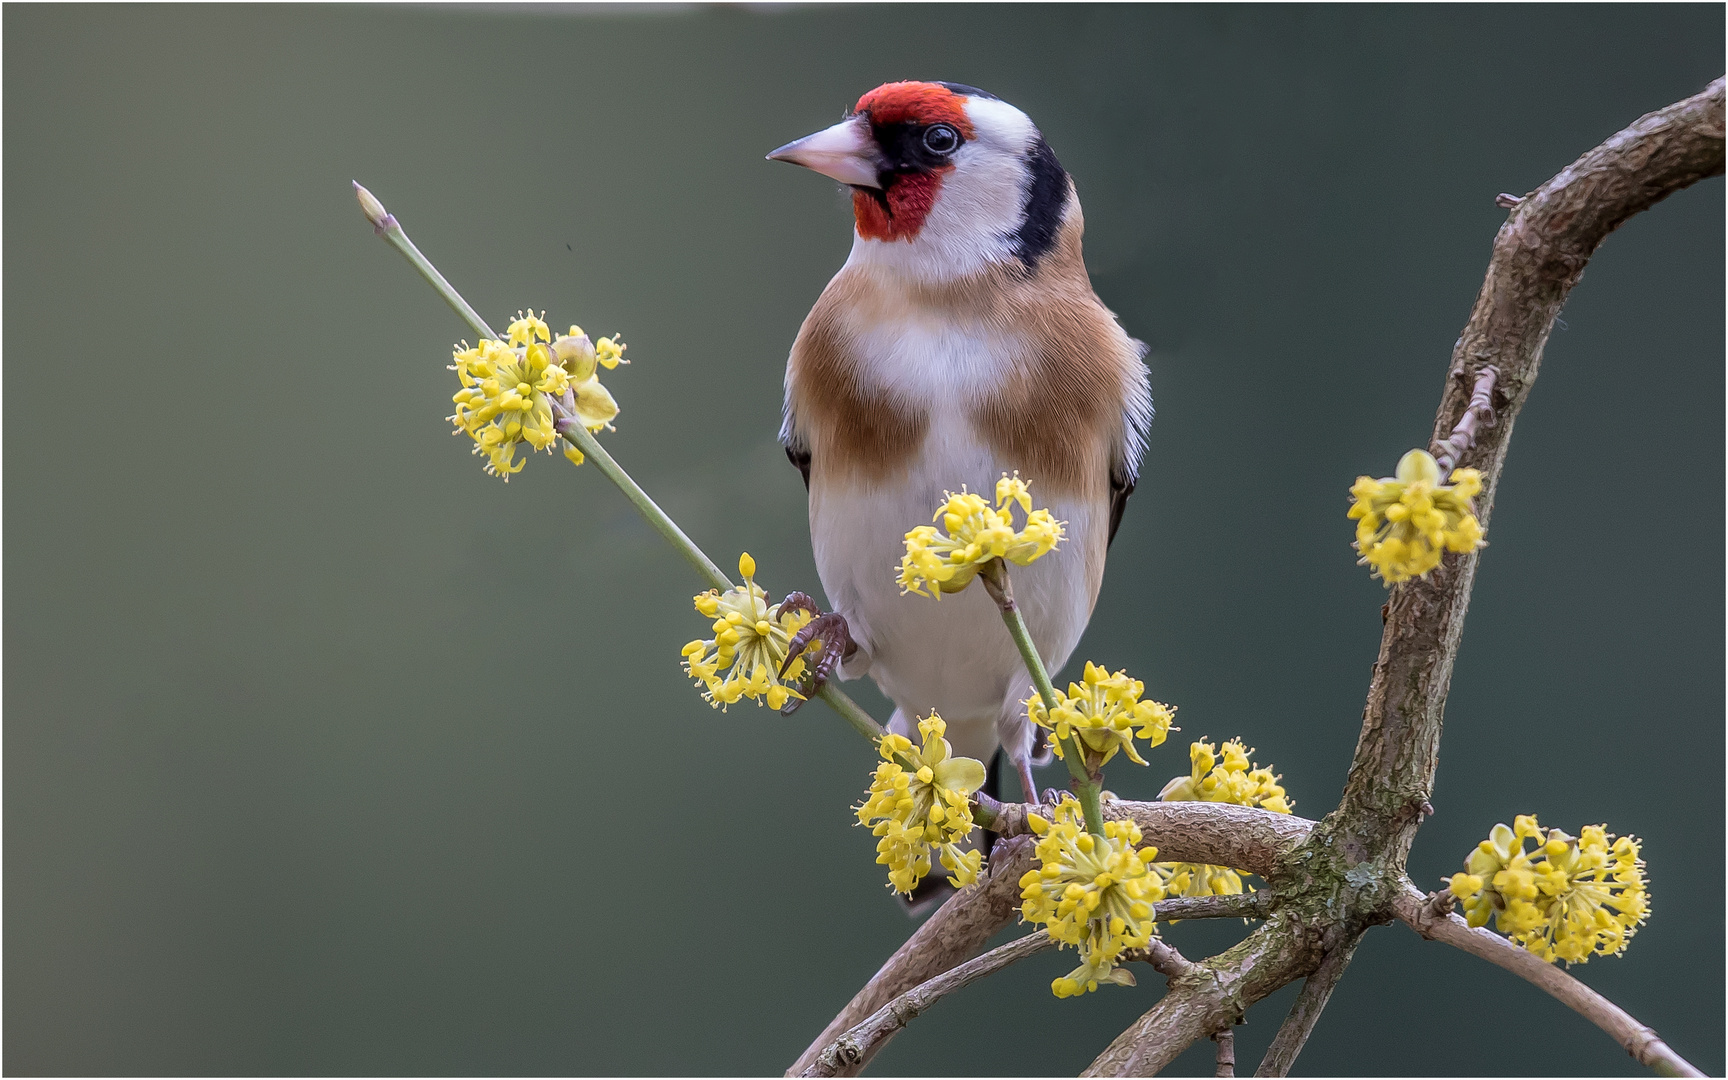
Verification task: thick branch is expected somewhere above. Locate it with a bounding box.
[1330,76,1725,874]
[801,932,1055,1078]
[786,837,1035,1076]
[984,799,1314,880]
[1253,932,1363,1076]
[1393,887,1703,1078]
[798,892,1275,1078]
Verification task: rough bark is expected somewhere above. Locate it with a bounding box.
[1082,915,1325,1077]
[986,800,1315,879]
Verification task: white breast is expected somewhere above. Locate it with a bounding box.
[806,304,1103,764]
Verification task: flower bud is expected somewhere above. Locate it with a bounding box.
[553,332,598,381]
[353,181,391,230]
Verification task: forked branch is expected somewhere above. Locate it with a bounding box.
[802,932,1056,1078]
[787,837,1036,1075]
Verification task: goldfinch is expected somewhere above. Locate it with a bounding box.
[769,81,1152,806]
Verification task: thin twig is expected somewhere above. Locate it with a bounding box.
[1213,1028,1237,1078]
[801,933,1056,1078]
[1124,939,1202,981]
[1156,891,1277,923]
[1431,365,1498,475]
[786,837,1036,1076]
[1253,933,1363,1076]
[805,899,1273,1080]
[1393,887,1703,1078]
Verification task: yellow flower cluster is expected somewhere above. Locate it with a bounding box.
[448,311,625,479]
[681,554,814,710]
[1348,449,1485,584]
[1019,798,1165,998]
[855,712,987,895]
[898,474,1065,598]
[1025,661,1175,768]
[1153,739,1292,898]
[1446,816,1648,965]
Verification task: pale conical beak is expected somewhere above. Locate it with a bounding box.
[766,117,883,189]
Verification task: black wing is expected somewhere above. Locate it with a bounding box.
[1108,338,1154,548]
[1107,469,1135,547]
[786,444,812,491]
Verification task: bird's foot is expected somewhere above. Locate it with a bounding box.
[777,596,855,716]
[1011,752,1040,804]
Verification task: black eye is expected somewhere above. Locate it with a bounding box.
[922,124,960,155]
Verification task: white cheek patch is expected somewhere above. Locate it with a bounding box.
[962,96,1040,153]
[846,96,1044,283]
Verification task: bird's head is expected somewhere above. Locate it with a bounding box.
[768,81,1072,279]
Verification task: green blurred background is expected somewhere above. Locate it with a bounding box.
[6,3,1722,1075]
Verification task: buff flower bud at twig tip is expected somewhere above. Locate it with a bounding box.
[447,309,626,480]
[855,712,987,894]
[680,553,815,711]
[1348,448,1486,585]
[1018,798,1164,998]
[1152,738,1292,899]
[352,180,392,232]
[1444,815,1648,965]
[898,472,1066,598]
[1026,661,1175,769]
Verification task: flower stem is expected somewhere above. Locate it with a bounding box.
[979,561,1105,835]
[557,423,731,590]
[358,181,882,743]
[357,183,500,345]
[819,682,887,742]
